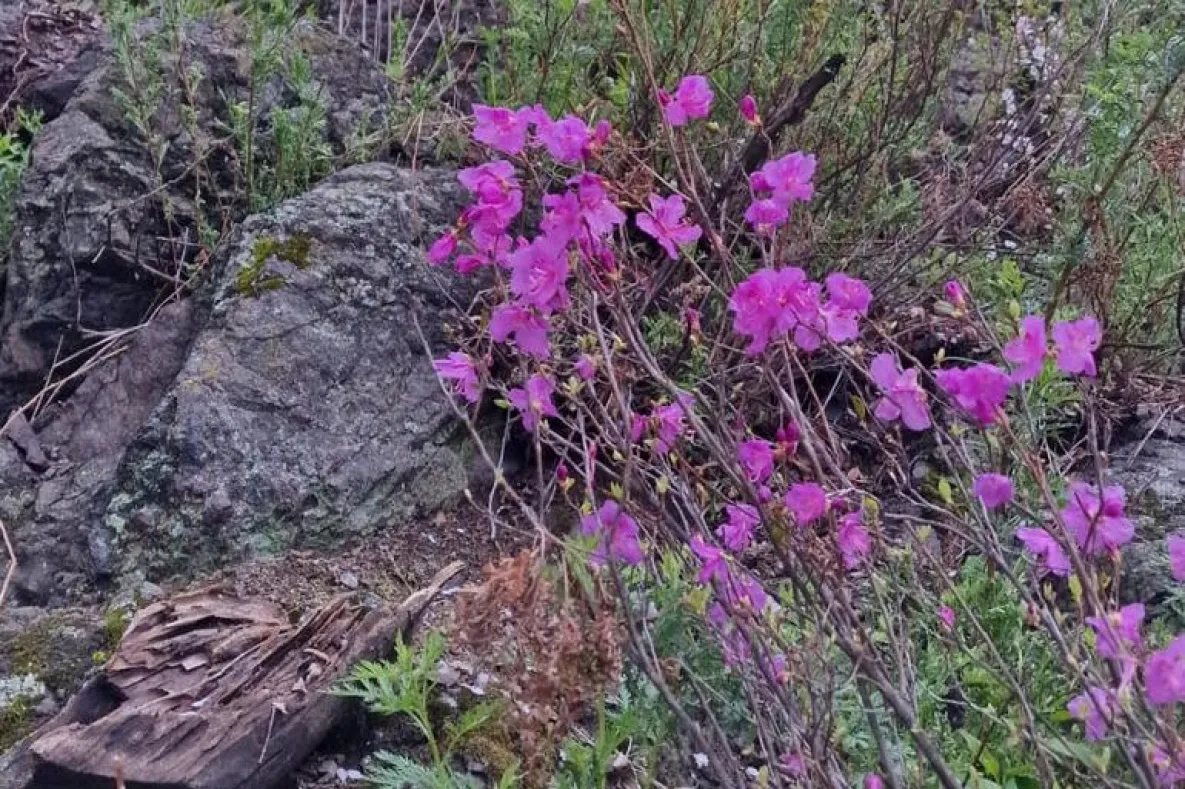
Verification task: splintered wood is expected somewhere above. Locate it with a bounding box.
[24,561,463,789]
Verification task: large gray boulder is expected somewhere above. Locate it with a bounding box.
[0,11,394,416]
[1113,411,1185,607]
[99,162,471,584]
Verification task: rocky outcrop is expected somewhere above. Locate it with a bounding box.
[2,163,470,603]
[0,11,395,416]
[1113,411,1185,607]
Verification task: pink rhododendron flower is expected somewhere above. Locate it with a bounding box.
[822,272,872,343]
[636,194,702,259]
[785,482,828,527]
[973,473,1014,509]
[1052,316,1101,377]
[1150,743,1185,785]
[944,280,967,309]
[629,412,645,444]
[837,510,871,569]
[776,422,800,457]
[454,254,487,274]
[591,119,612,147]
[650,394,694,453]
[752,152,816,206]
[938,605,956,632]
[661,75,714,126]
[1015,526,1071,577]
[729,267,824,355]
[935,363,1011,426]
[738,439,775,483]
[471,104,531,154]
[744,198,789,236]
[721,571,768,612]
[428,231,457,265]
[739,94,760,125]
[489,303,550,359]
[1145,634,1185,706]
[1068,687,1114,742]
[1060,481,1134,556]
[541,191,583,243]
[690,533,729,585]
[508,234,570,314]
[1004,315,1048,383]
[574,354,597,381]
[718,503,759,552]
[779,751,806,779]
[864,775,885,789]
[707,602,751,667]
[760,651,788,684]
[507,373,558,432]
[1087,603,1144,659]
[458,160,520,205]
[568,173,626,239]
[432,352,481,403]
[581,500,645,566]
[869,353,931,431]
[1169,534,1185,582]
[537,114,591,164]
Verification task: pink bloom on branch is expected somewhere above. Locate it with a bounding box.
[837,510,872,569]
[507,373,558,433]
[822,272,872,343]
[944,280,967,309]
[1068,687,1114,741]
[776,422,800,457]
[718,503,759,552]
[1145,635,1185,706]
[1015,526,1071,577]
[651,395,694,453]
[752,152,816,206]
[744,198,788,236]
[458,160,520,204]
[661,75,714,126]
[973,473,1014,510]
[454,254,487,275]
[739,94,760,125]
[779,751,806,779]
[574,354,597,381]
[935,364,1011,427]
[541,191,583,244]
[690,534,729,585]
[785,482,828,527]
[428,231,457,265]
[721,571,768,612]
[938,605,956,632]
[1052,316,1102,377]
[869,353,931,431]
[581,500,645,566]
[537,115,591,164]
[508,235,570,314]
[471,104,531,154]
[738,439,775,483]
[729,267,824,355]
[864,775,885,789]
[1169,535,1185,582]
[636,194,702,259]
[1004,315,1048,383]
[1086,603,1144,660]
[568,173,626,239]
[1060,481,1135,556]
[432,352,481,403]
[489,303,550,359]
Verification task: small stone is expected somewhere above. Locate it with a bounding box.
[338,571,359,590]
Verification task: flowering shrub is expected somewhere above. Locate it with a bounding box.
[418,54,1185,789]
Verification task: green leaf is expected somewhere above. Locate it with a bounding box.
[937,477,954,505]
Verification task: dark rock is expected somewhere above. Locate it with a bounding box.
[1113,411,1185,607]
[0,13,394,416]
[100,163,471,583]
[0,300,196,602]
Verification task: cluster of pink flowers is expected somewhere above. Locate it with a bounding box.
[744,152,816,236]
[729,267,871,355]
[581,499,645,566]
[631,394,696,454]
[1004,313,1103,382]
[1014,479,1136,577]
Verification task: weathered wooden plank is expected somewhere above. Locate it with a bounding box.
[19,561,463,789]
